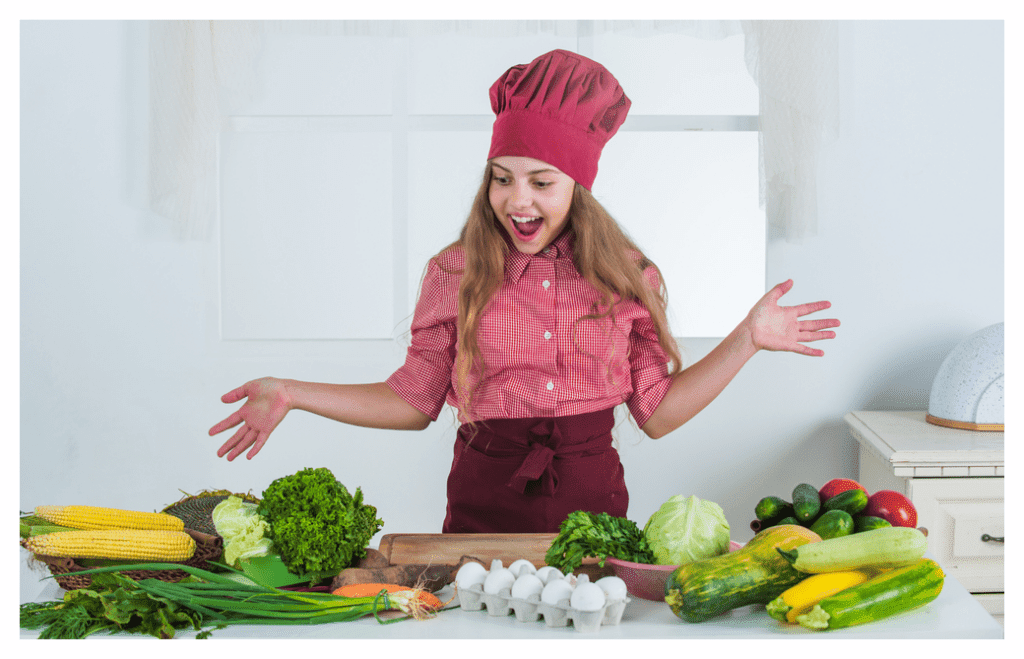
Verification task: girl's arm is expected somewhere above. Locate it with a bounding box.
[641,279,838,439]
[210,378,431,461]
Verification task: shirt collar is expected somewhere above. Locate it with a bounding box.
[503,228,575,283]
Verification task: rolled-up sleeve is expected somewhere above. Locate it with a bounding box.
[385,258,459,421]
[624,265,675,428]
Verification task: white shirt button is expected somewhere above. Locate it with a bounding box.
[542,280,551,289]
[544,331,552,340]
[546,381,554,391]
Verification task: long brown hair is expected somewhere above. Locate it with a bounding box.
[430,164,683,423]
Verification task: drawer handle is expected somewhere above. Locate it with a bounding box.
[981,534,1004,543]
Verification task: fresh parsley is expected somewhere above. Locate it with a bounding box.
[544,510,656,573]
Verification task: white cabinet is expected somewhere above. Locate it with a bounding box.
[845,411,1004,625]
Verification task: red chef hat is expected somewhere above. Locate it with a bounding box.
[487,49,631,191]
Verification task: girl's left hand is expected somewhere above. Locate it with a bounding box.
[745,279,839,357]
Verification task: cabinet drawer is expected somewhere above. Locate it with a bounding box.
[911,477,1003,592]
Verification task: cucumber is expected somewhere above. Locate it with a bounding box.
[777,526,927,573]
[774,517,800,527]
[792,483,821,523]
[822,489,868,516]
[854,515,892,533]
[796,558,944,630]
[809,510,854,540]
[755,496,793,523]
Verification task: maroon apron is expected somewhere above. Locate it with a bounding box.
[441,408,628,533]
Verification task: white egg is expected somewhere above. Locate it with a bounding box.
[510,573,544,600]
[540,578,574,605]
[483,567,516,595]
[569,582,607,612]
[455,562,487,589]
[508,558,537,577]
[595,575,628,601]
[535,566,563,584]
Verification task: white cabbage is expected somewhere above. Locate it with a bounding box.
[643,494,731,566]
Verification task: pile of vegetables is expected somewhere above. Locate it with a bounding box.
[751,478,918,540]
[769,527,942,630]
[20,562,442,639]
[20,467,398,638]
[661,514,942,631]
[544,495,731,573]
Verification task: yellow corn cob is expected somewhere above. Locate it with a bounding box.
[34,505,184,532]
[24,529,196,561]
[770,569,877,623]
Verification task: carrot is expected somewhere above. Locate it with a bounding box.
[331,564,456,592]
[332,583,444,612]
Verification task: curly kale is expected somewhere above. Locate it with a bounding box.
[544,510,655,574]
[258,467,384,577]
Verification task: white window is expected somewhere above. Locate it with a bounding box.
[218,23,765,341]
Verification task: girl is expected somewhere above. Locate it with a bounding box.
[209,49,839,533]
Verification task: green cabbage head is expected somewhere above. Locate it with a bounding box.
[212,495,274,568]
[643,494,731,566]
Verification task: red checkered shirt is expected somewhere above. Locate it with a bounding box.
[386,230,674,426]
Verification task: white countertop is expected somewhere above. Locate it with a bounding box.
[20,551,1003,640]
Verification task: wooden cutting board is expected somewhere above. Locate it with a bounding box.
[377,533,558,568]
[375,533,616,580]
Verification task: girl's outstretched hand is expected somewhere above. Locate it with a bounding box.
[745,279,839,357]
[209,377,292,461]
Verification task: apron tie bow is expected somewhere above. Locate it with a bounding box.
[506,420,564,495]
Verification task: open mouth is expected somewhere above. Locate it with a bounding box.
[510,215,543,240]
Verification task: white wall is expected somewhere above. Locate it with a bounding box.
[20,21,1003,547]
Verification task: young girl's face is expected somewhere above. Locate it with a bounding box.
[488,156,575,254]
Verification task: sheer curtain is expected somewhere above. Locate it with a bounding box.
[147,20,838,243]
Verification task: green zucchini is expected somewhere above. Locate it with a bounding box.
[755,496,794,523]
[792,483,821,523]
[809,510,854,540]
[822,489,868,516]
[665,525,822,622]
[777,526,927,573]
[853,515,891,533]
[796,558,944,630]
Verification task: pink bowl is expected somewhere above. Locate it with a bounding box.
[605,540,743,601]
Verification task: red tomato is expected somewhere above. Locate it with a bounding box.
[864,490,918,527]
[818,478,867,501]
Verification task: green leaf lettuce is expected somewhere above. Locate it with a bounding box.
[257,467,384,577]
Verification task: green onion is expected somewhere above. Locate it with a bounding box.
[48,562,422,634]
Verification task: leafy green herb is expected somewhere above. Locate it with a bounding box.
[257,467,384,578]
[20,572,203,639]
[544,510,656,573]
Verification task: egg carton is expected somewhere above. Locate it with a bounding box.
[455,573,630,634]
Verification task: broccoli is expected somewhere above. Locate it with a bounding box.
[257,467,384,577]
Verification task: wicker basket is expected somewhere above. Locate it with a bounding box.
[26,529,224,591]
